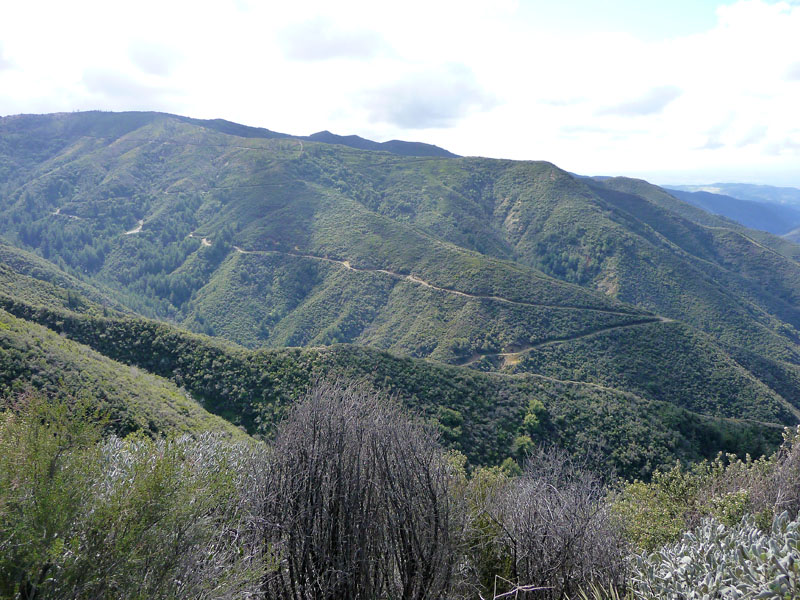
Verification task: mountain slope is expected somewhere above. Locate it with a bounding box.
[0,114,651,365]
[284,149,800,369]
[0,306,243,438]
[0,240,128,315]
[2,111,800,450]
[0,287,782,479]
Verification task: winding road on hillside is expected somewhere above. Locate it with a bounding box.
[457,315,674,369]
[45,205,682,373]
[51,207,82,220]
[225,242,678,368]
[183,236,678,368]
[227,243,650,316]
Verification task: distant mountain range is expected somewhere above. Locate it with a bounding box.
[176,113,458,157]
[2,110,799,477]
[665,188,800,235]
[669,183,800,206]
[665,183,800,238]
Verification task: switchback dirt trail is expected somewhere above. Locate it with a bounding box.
[458,316,674,368]
[228,244,662,317]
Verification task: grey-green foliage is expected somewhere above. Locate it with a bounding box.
[78,433,268,599]
[632,512,799,599]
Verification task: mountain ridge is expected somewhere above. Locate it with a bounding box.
[2,110,800,474]
[0,110,457,159]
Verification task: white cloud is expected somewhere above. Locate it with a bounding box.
[0,0,798,184]
[82,68,181,109]
[362,63,496,129]
[278,17,390,61]
[596,86,683,117]
[0,43,13,71]
[128,40,182,77]
[737,124,769,147]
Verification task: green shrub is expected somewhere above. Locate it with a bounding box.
[613,426,800,551]
[462,466,514,597]
[0,394,265,599]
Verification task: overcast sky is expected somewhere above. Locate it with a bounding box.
[1,0,799,185]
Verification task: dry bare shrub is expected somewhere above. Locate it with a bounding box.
[485,447,627,600]
[259,380,459,600]
[767,426,800,518]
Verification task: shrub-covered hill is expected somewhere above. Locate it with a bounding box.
[0,307,243,438]
[0,290,784,479]
[6,230,796,438]
[3,111,800,459]
[2,112,799,358]
[0,112,663,364]
[346,159,800,362]
[505,319,799,424]
[585,177,800,352]
[0,241,127,315]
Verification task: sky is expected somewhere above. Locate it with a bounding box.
[1,0,799,186]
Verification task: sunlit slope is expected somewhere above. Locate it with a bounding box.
[5,250,792,434]
[306,150,800,364]
[0,290,782,479]
[4,111,800,424]
[0,241,127,314]
[180,248,650,358]
[0,307,243,438]
[0,113,657,366]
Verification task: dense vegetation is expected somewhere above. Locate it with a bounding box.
[0,393,261,599]
[0,307,241,438]
[3,112,800,443]
[0,113,800,382]
[2,387,798,599]
[0,290,782,478]
[4,111,800,595]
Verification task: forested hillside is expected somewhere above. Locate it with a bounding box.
[2,110,800,476]
[0,306,241,438]
[1,285,781,478]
